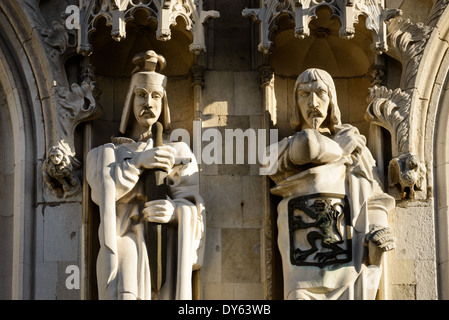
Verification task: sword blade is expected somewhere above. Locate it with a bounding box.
[145,122,168,292]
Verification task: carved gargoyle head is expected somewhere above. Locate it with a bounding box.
[42,143,81,199]
[388,152,425,199]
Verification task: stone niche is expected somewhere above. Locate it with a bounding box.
[90,11,195,150]
[86,9,196,300]
[247,2,395,300]
[270,7,375,141]
[0,86,13,299]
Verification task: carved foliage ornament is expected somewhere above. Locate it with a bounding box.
[46,63,100,199]
[22,2,102,199]
[365,85,411,157]
[242,0,402,54]
[363,15,435,199]
[55,79,99,138]
[365,85,425,199]
[387,17,432,90]
[40,20,77,75]
[78,0,220,55]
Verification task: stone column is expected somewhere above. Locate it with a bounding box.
[80,62,98,300]
[259,64,277,300]
[191,63,205,300]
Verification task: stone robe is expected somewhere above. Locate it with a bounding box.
[269,124,395,300]
[86,137,205,300]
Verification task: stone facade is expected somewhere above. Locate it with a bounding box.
[0,0,449,300]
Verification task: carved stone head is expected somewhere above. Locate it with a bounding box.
[48,146,64,165]
[119,50,171,135]
[291,68,342,134]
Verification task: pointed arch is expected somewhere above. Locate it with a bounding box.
[421,5,449,300]
[0,2,52,299]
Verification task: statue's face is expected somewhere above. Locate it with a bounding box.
[133,85,164,128]
[50,150,63,165]
[296,79,330,130]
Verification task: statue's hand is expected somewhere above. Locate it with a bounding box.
[131,145,176,172]
[366,226,395,266]
[143,199,176,224]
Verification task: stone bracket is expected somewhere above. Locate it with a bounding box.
[365,85,425,199]
[242,0,401,54]
[78,0,220,56]
[364,16,436,200]
[22,1,103,200]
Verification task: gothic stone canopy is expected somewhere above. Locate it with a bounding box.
[242,0,402,54]
[78,0,220,56]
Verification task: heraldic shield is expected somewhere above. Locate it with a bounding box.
[288,193,352,268]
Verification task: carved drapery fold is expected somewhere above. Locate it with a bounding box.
[78,0,220,56]
[242,0,401,54]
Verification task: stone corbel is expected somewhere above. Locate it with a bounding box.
[242,1,291,54]
[363,17,434,200]
[188,3,220,55]
[365,86,425,199]
[28,4,102,199]
[44,15,101,199]
[242,0,401,54]
[46,63,101,199]
[78,0,219,56]
[43,141,82,199]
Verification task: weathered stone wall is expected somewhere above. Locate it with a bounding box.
[200,0,265,299]
[0,0,448,300]
[383,0,439,300]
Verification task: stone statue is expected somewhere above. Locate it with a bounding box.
[268,68,395,300]
[43,143,81,198]
[86,50,205,300]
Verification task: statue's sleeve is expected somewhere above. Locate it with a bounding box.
[111,158,142,201]
[87,143,142,202]
[349,144,395,231]
[86,144,119,290]
[266,136,294,182]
